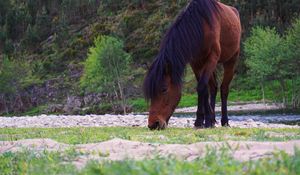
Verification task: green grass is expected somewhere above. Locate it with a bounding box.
[130,88,267,112]
[1,127,300,174]
[1,148,300,175]
[1,127,300,144]
[129,78,300,112]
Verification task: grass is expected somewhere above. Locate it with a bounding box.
[0,148,300,175]
[1,127,300,174]
[0,127,300,144]
[130,88,269,112]
[129,77,300,112]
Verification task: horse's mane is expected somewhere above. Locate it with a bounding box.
[143,0,219,101]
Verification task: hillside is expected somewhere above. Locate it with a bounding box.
[0,0,300,115]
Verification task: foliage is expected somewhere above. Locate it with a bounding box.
[0,55,41,114]
[244,27,283,83]
[244,20,300,107]
[81,35,132,113]
[22,24,40,46]
[244,27,282,103]
[0,56,17,94]
[284,18,300,107]
[285,18,300,76]
[1,0,300,114]
[81,36,131,92]
[0,56,28,94]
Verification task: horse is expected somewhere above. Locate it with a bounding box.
[143,0,241,130]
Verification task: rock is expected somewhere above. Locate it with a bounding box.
[83,93,104,106]
[45,104,64,113]
[112,104,133,114]
[63,96,83,114]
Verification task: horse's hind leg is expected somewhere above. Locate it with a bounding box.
[221,52,239,127]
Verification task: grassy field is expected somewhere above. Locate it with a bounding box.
[130,77,299,112]
[0,144,299,175]
[1,127,300,174]
[1,127,300,144]
[130,88,270,112]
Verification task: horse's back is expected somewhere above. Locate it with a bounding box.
[217,2,241,62]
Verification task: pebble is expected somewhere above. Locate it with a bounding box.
[0,114,298,129]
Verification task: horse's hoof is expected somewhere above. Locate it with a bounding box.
[222,123,231,127]
[194,122,205,129]
[194,125,204,130]
[204,123,214,129]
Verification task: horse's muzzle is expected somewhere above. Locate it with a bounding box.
[148,121,167,130]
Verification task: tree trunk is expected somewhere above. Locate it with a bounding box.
[261,83,266,105]
[0,94,9,114]
[279,80,286,107]
[117,80,126,115]
[291,79,296,108]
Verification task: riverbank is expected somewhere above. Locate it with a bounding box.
[0,113,299,129]
[1,102,298,128]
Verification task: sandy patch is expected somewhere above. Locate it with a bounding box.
[1,139,299,168]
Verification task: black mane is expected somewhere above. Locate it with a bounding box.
[143,0,219,101]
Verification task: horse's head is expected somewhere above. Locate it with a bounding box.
[147,76,181,130]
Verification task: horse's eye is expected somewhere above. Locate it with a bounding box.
[162,87,168,94]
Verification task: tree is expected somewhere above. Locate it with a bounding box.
[81,36,132,114]
[35,6,51,40]
[22,24,40,47]
[284,18,300,107]
[244,27,284,103]
[0,56,29,114]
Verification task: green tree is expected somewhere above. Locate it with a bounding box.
[81,36,132,114]
[284,18,300,107]
[244,27,284,103]
[35,6,51,40]
[0,56,29,114]
[22,24,40,47]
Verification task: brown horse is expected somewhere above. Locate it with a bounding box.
[143,0,241,130]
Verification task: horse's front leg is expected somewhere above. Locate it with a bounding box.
[196,54,219,128]
[191,65,205,128]
[195,87,205,128]
[193,75,217,128]
[209,72,218,125]
[195,73,218,128]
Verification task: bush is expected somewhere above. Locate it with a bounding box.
[244,19,300,107]
[284,18,300,107]
[22,24,40,47]
[0,56,26,113]
[244,27,284,103]
[81,35,132,114]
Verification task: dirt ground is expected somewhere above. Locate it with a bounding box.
[1,138,299,169]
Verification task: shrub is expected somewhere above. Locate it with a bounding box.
[244,27,284,103]
[81,35,132,114]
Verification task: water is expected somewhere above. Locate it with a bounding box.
[173,110,300,126]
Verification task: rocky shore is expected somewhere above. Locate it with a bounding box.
[0,113,299,129]
[0,103,298,129]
